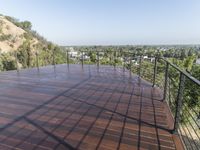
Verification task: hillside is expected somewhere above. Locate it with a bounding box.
[0,14,66,71]
[0,15,39,53]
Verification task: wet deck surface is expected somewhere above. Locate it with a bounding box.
[0,64,178,150]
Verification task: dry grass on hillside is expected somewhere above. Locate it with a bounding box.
[0,16,38,53]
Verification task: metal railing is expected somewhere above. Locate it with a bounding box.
[150,57,200,150]
[65,50,200,149]
[1,49,200,149]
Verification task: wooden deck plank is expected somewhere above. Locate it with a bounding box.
[0,64,182,150]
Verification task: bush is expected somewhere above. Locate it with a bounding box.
[0,53,16,70]
[0,20,4,33]
[0,34,12,41]
[0,58,4,71]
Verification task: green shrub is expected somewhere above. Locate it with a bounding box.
[0,34,12,41]
[0,53,16,70]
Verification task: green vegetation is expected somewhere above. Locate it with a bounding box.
[0,33,12,41]
[5,16,32,30]
[0,52,16,71]
[0,21,3,33]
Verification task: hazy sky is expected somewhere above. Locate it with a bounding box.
[0,0,200,45]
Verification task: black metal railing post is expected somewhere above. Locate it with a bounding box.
[138,55,142,77]
[36,51,39,71]
[129,54,132,75]
[109,52,112,65]
[163,61,169,101]
[114,50,116,69]
[81,51,84,67]
[173,72,185,133]
[123,52,125,72]
[53,49,55,66]
[14,51,19,73]
[152,57,157,87]
[66,50,69,66]
[97,51,100,67]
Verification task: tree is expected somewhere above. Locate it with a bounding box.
[183,56,196,72]
[0,57,4,71]
[88,51,96,63]
[53,46,66,64]
[17,41,33,68]
[180,49,187,60]
[188,49,193,56]
[21,21,32,30]
[0,53,16,70]
[47,43,55,50]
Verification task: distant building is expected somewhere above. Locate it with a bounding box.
[66,47,78,58]
[149,57,155,62]
[80,55,90,60]
[69,51,78,58]
[196,59,200,65]
[159,47,169,51]
[143,56,148,59]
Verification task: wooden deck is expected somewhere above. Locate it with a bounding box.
[0,64,181,150]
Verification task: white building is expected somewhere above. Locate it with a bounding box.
[69,51,78,58]
[66,47,78,58]
[196,59,200,65]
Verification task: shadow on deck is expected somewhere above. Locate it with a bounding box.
[0,64,182,150]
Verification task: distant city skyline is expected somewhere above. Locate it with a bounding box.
[0,0,200,46]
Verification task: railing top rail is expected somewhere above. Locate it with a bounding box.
[160,57,200,86]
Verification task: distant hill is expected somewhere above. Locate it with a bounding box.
[0,14,66,71]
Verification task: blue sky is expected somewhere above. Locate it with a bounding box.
[0,0,200,45]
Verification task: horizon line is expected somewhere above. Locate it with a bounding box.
[61,43,200,47]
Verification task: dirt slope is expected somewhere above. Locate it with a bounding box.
[0,16,38,53]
